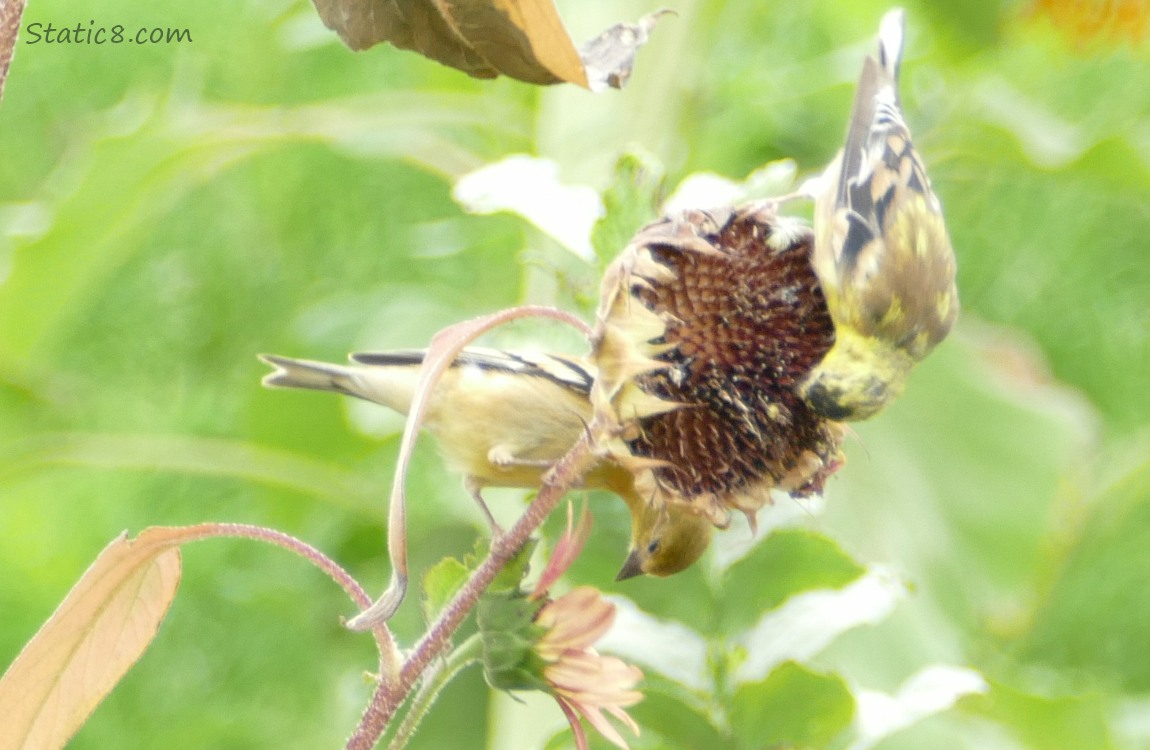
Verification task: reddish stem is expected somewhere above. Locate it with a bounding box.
[184,522,401,676]
[344,430,600,750]
[0,0,25,105]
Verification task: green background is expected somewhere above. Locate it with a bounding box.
[2,0,1149,747]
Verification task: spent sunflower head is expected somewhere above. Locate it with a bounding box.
[590,201,845,529]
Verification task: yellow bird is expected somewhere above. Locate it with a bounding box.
[799,8,959,421]
[260,349,711,579]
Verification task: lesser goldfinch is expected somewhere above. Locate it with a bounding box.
[798,8,959,421]
[260,349,712,578]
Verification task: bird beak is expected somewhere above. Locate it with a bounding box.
[615,549,644,581]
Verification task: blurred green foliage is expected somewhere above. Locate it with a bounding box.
[2,0,1149,748]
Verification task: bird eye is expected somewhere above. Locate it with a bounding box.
[647,540,661,554]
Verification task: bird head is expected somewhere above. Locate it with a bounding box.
[797,327,914,421]
[616,502,713,580]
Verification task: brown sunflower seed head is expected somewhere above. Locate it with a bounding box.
[591,202,846,527]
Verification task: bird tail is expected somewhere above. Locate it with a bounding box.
[877,8,905,83]
[258,353,418,413]
[260,354,363,398]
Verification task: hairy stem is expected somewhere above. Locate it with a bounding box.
[0,0,24,105]
[194,522,401,677]
[345,428,600,750]
[347,305,593,631]
[386,634,483,750]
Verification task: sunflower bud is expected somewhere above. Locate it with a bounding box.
[590,202,845,528]
[477,566,643,747]
[476,507,643,749]
[476,589,550,692]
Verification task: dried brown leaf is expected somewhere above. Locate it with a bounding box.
[0,528,185,750]
[441,0,586,86]
[310,0,665,88]
[579,9,673,91]
[312,0,499,74]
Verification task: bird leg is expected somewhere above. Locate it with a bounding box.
[467,445,562,540]
[487,444,557,469]
[464,476,504,538]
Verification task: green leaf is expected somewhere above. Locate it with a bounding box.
[823,331,1097,637]
[718,529,866,636]
[422,556,470,624]
[729,661,854,750]
[630,675,726,749]
[590,150,665,267]
[967,680,1113,750]
[489,538,537,593]
[1019,460,1150,690]
[607,558,719,631]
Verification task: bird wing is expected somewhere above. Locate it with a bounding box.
[350,347,595,396]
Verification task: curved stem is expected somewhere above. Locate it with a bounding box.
[342,304,599,749]
[347,305,593,631]
[0,0,25,105]
[189,522,401,677]
[386,634,483,750]
[345,428,600,750]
